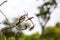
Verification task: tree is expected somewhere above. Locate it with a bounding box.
[0,32,5,40]
[0,0,34,40]
[0,0,35,39]
[44,27,56,40]
[23,32,40,40]
[36,0,57,40]
[0,10,34,40]
[55,22,60,28]
[44,26,60,40]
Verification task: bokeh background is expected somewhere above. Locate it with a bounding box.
[0,0,60,40]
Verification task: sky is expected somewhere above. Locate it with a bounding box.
[0,0,60,35]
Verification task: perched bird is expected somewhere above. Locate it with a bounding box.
[20,15,26,20]
[16,15,26,25]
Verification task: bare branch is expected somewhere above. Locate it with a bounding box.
[23,10,35,31]
[0,0,7,6]
[0,10,35,32]
[37,17,43,27]
[0,10,9,21]
[23,10,34,25]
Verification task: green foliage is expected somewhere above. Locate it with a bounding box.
[44,26,60,40]
[36,0,57,40]
[0,23,60,40]
[6,37,15,40]
[20,22,31,28]
[36,0,57,20]
[44,27,56,38]
[21,32,40,40]
[37,6,50,20]
[3,20,11,25]
[3,30,15,37]
[1,17,32,40]
[0,32,5,40]
[31,33,40,40]
[55,22,60,28]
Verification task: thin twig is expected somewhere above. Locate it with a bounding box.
[0,10,9,21]
[0,0,7,6]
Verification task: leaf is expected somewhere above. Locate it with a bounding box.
[20,22,31,28]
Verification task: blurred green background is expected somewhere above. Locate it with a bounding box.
[0,22,60,40]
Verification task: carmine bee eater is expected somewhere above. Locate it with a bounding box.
[16,15,26,25]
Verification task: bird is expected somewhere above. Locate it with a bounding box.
[20,15,26,20]
[16,15,26,25]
